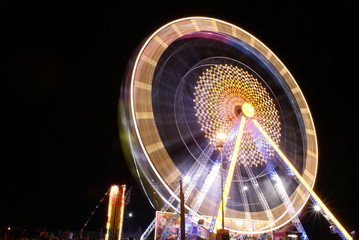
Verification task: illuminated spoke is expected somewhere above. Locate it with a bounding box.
[235,164,251,223]
[214,116,246,231]
[244,165,275,226]
[252,119,352,240]
[183,146,219,223]
[265,160,296,216]
[265,162,309,239]
[183,145,214,203]
[190,162,221,216]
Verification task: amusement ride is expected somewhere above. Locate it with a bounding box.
[120,17,353,240]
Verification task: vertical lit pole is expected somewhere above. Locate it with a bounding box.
[220,148,224,230]
[216,132,226,230]
[180,179,185,240]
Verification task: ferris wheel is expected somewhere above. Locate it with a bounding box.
[120,17,352,240]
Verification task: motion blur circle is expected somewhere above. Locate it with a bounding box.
[121,17,318,234]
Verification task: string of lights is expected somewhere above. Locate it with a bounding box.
[79,186,132,236]
[80,188,111,236]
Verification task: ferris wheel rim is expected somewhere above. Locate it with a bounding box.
[127,16,318,234]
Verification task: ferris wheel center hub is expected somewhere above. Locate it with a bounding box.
[242,103,255,118]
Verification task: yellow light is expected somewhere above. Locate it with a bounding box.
[214,116,246,231]
[112,185,119,194]
[217,132,227,142]
[216,131,227,149]
[314,205,321,211]
[242,103,254,118]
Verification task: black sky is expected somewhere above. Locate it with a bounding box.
[1,1,358,239]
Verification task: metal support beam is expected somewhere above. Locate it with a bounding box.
[253,119,352,240]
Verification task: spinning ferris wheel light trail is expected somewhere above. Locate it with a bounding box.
[120,17,353,240]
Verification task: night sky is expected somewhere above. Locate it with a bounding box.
[2,1,358,239]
